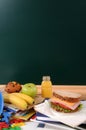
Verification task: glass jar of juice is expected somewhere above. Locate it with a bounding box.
[41,76,52,98]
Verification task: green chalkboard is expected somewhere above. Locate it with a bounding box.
[0,0,86,85]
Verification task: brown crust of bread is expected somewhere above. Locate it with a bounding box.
[53,90,81,102]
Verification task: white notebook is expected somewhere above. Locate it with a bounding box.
[34,100,86,128]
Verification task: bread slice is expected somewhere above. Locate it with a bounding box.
[53,90,81,102]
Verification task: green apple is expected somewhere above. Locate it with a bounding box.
[21,83,37,97]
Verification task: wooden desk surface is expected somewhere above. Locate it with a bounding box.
[0,85,86,100]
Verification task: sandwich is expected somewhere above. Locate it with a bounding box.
[50,90,82,113]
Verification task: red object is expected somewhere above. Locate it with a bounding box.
[10,119,24,124]
[31,115,36,119]
[51,102,72,110]
[0,122,9,130]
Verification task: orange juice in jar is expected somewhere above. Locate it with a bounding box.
[41,76,52,98]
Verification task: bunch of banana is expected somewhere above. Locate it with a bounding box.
[3,93,34,111]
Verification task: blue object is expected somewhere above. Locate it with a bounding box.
[0,92,4,114]
[0,92,12,123]
[37,123,45,128]
[1,111,11,123]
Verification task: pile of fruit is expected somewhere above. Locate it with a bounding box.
[3,81,37,111]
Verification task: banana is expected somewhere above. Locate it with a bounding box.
[12,92,34,105]
[3,93,10,103]
[8,94,28,110]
